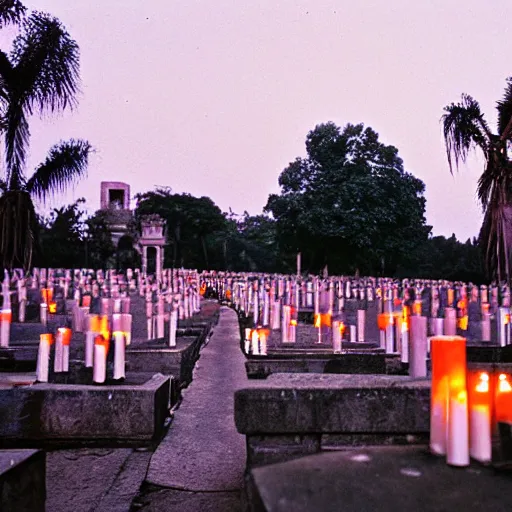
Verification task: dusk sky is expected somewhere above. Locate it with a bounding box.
[8,1,512,241]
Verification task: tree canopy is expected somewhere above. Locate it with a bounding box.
[265,122,431,275]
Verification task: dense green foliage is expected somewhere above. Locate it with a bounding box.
[0,2,91,269]
[265,122,431,275]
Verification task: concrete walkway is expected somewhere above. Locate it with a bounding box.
[146,306,247,492]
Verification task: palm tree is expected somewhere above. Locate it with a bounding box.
[442,79,512,283]
[0,4,91,269]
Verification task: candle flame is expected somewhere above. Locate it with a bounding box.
[339,322,346,335]
[58,327,72,346]
[505,314,510,326]
[498,373,512,393]
[40,333,54,345]
[0,309,12,323]
[314,314,321,328]
[475,372,489,393]
[290,319,297,326]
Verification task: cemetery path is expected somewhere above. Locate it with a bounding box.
[145,306,247,491]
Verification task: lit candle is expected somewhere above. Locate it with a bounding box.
[112,331,125,380]
[447,389,470,466]
[0,309,11,348]
[85,331,95,368]
[60,327,71,373]
[40,303,48,326]
[350,324,356,343]
[430,336,450,455]
[36,333,53,382]
[251,329,260,355]
[93,335,109,384]
[332,320,345,354]
[259,329,268,355]
[54,328,64,373]
[468,371,492,463]
[495,373,512,424]
[244,328,251,354]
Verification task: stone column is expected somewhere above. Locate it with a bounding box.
[156,246,162,281]
[142,246,148,276]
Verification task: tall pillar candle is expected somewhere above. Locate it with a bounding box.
[468,371,492,463]
[281,305,291,343]
[36,333,53,382]
[443,307,457,336]
[169,309,178,347]
[112,331,126,380]
[54,328,64,373]
[60,328,71,373]
[0,309,11,348]
[357,310,365,343]
[408,316,427,378]
[93,335,109,384]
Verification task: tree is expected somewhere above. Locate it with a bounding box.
[38,198,86,268]
[84,210,117,269]
[0,4,91,269]
[442,80,512,283]
[135,188,228,270]
[265,122,431,275]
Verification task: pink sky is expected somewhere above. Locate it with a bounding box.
[11,0,512,241]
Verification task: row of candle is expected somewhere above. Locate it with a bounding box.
[35,316,129,384]
[430,335,512,466]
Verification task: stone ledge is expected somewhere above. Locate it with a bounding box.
[245,353,404,379]
[235,373,430,435]
[0,449,45,512]
[0,373,171,447]
[246,446,512,512]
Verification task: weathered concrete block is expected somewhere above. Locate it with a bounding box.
[245,353,403,379]
[0,373,170,447]
[246,446,512,512]
[235,373,430,435]
[0,449,45,512]
[126,332,205,387]
[236,373,430,468]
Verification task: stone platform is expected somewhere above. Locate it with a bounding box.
[0,449,45,512]
[245,352,404,379]
[0,373,171,448]
[235,373,430,469]
[246,445,512,512]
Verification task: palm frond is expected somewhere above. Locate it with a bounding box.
[0,0,26,28]
[0,190,38,270]
[25,139,91,201]
[10,11,80,115]
[497,77,512,140]
[4,100,29,188]
[442,94,491,174]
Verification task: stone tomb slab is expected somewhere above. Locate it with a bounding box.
[235,373,430,468]
[0,449,46,512]
[126,329,207,388]
[245,352,402,379]
[247,446,512,512]
[0,373,171,447]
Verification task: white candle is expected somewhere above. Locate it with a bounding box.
[469,404,491,463]
[251,329,259,355]
[40,303,48,326]
[350,325,357,343]
[409,316,427,378]
[357,310,365,342]
[259,331,267,355]
[385,319,394,353]
[271,300,280,330]
[332,320,342,353]
[169,310,178,347]
[85,331,95,367]
[36,334,52,382]
[54,333,63,373]
[281,306,291,343]
[401,328,409,364]
[113,331,125,380]
[0,309,11,348]
[430,378,448,456]
[447,390,469,466]
[93,338,108,384]
[244,328,251,354]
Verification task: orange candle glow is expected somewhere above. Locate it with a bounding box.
[41,288,53,304]
[88,314,101,333]
[495,373,512,424]
[82,295,91,308]
[468,370,492,463]
[99,315,110,342]
[48,302,57,314]
[0,309,12,323]
[58,327,72,346]
[413,301,422,316]
[377,313,393,331]
[430,335,467,457]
